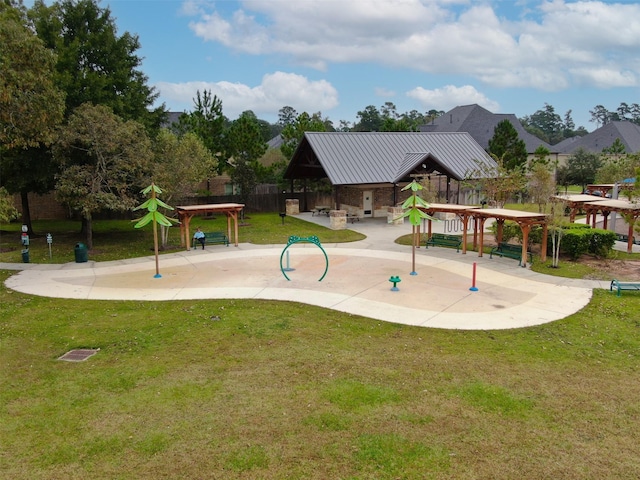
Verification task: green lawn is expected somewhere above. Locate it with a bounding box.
[2,212,640,478]
[0,213,365,263]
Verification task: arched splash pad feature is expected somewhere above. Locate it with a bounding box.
[279,235,329,281]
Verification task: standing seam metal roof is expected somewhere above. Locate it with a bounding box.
[294,131,495,185]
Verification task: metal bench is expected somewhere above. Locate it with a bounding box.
[610,279,640,297]
[425,233,462,252]
[489,242,532,266]
[202,231,229,247]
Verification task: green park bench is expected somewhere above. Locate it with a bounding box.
[610,279,640,297]
[489,242,532,266]
[195,231,229,248]
[425,233,462,252]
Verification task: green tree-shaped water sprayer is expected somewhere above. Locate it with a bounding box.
[397,180,436,275]
[133,184,178,278]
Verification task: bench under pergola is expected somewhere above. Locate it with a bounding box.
[583,199,640,254]
[471,208,548,267]
[176,203,244,249]
[420,205,548,267]
[420,203,479,254]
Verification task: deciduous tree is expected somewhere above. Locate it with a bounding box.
[54,103,153,248]
[567,148,602,191]
[0,1,65,233]
[29,0,165,131]
[225,112,267,218]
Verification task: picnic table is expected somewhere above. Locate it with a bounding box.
[312,206,331,216]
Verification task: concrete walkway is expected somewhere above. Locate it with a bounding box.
[2,213,614,330]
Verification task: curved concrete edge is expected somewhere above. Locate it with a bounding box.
[3,246,600,331]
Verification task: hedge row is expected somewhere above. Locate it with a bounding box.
[491,221,616,259]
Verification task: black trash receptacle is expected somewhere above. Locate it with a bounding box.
[74,243,88,263]
[21,249,30,263]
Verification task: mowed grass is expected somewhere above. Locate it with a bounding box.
[2,209,640,478]
[1,268,640,479]
[0,213,365,263]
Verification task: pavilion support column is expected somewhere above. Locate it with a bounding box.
[477,217,487,257]
[601,211,610,230]
[182,215,195,250]
[627,222,636,254]
[472,216,479,250]
[540,223,548,262]
[520,223,531,268]
[461,215,469,254]
[591,209,598,228]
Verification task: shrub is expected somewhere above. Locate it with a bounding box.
[550,225,616,259]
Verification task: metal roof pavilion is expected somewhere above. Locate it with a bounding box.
[284,131,496,186]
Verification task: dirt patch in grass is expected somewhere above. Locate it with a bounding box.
[579,257,640,281]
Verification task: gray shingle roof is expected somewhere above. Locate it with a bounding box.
[284,131,496,185]
[420,104,552,153]
[555,121,640,154]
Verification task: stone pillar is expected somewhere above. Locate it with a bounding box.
[285,199,299,215]
[387,206,404,225]
[329,209,347,230]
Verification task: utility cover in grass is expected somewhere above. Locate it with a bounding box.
[58,349,100,362]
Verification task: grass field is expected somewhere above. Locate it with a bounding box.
[2,211,640,478]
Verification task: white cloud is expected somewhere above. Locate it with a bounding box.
[184,0,640,91]
[406,85,500,112]
[155,72,339,118]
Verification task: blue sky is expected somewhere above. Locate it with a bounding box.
[38,0,640,130]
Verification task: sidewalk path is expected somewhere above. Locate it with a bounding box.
[2,214,610,330]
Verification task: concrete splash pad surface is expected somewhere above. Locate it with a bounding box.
[5,246,596,330]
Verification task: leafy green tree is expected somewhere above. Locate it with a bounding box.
[354,105,382,132]
[520,104,564,144]
[597,152,640,184]
[466,154,527,208]
[566,147,602,191]
[0,1,64,149]
[29,0,165,131]
[0,186,18,223]
[555,165,571,194]
[54,103,153,248]
[488,120,528,171]
[602,138,626,156]
[151,130,216,247]
[528,162,556,212]
[529,145,552,170]
[173,90,227,174]
[278,106,298,127]
[225,111,267,217]
[0,1,65,233]
[280,111,327,160]
[589,105,615,127]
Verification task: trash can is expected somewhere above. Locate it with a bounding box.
[21,249,30,263]
[74,243,88,263]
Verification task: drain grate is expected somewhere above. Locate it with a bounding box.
[58,348,100,362]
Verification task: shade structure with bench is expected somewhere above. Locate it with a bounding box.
[177,203,244,250]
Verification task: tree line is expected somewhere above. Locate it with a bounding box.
[2,0,639,247]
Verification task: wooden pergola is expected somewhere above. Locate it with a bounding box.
[176,203,244,249]
[471,208,548,267]
[420,203,479,254]
[583,199,640,253]
[552,194,606,223]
